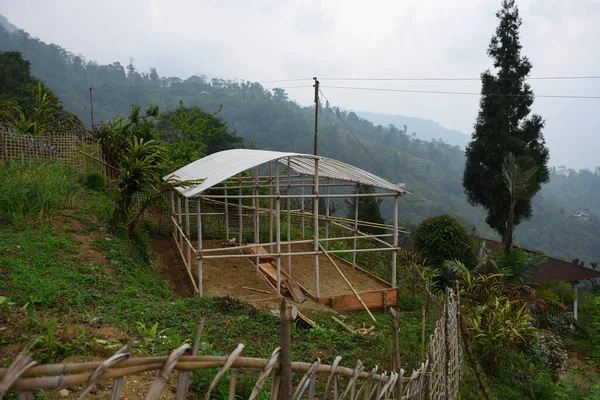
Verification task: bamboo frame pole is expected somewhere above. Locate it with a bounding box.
[238,173,243,246]
[325,178,330,251]
[254,167,260,270]
[301,175,305,239]
[200,192,398,199]
[318,243,376,322]
[224,183,229,240]
[392,195,399,288]
[287,157,292,275]
[275,161,281,296]
[171,192,176,240]
[269,162,274,254]
[185,197,191,268]
[197,198,203,297]
[313,159,320,299]
[353,184,359,268]
[177,196,183,251]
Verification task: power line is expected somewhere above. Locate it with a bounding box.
[320,88,428,222]
[319,88,392,181]
[258,78,313,84]
[263,85,313,90]
[321,75,600,82]
[321,85,600,99]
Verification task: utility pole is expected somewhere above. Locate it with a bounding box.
[89,86,95,131]
[313,77,319,156]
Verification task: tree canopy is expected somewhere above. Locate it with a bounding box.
[463,0,550,250]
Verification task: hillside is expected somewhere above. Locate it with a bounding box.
[355,110,470,148]
[0,17,598,263]
[0,161,433,397]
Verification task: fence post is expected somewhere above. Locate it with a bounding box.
[445,288,451,400]
[390,308,402,400]
[279,299,292,400]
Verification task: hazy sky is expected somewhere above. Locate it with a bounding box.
[2,0,599,168]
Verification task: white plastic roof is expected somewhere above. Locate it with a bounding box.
[163,149,406,197]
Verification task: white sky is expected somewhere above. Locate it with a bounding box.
[2,0,600,169]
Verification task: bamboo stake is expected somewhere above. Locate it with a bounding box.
[319,243,377,322]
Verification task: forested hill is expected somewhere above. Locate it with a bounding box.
[0,18,598,264]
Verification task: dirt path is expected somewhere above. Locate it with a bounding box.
[152,237,195,297]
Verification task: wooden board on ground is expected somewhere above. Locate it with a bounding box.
[318,288,398,313]
[284,278,306,303]
[258,263,290,296]
[243,245,274,263]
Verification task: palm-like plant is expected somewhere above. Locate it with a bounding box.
[0,83,80,135]
[502,152,538,250]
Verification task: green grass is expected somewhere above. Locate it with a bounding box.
[0,161,79,223]
[0,162,433,397]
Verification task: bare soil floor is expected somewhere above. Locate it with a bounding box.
[155,239,390,306]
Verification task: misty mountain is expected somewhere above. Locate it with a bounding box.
[355,111,470,148]
[0,15,599,264]
[0,15,17,33]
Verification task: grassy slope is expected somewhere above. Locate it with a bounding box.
[0,162,431,396]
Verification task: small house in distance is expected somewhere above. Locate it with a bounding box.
[401,237,600,320]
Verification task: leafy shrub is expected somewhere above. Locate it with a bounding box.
[411,214,474,268]
[532,372,559,400]
[0,161,78,222]
[81,171,106,192]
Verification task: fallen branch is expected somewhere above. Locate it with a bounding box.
[332,316,357,335]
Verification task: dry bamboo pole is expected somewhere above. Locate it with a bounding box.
[201,192,398,199]
[269,161,274,254]
[287,157,292,275]
[203,344,244,400]
[201,246,397,260]
[238,173,243,246]
[224,183,229,240]
[421,306,426,361]
[200,234,392,254]
[254,167,260,270]
[176,321,205,399]
[392,195,399,288]
[353,184,359,268]
[197,199,203,297]
[300,176,306,239]
[170,192,176,240]
[325,178,330,251]
[200,197,407,233]
[318,243,377,322]
[390,309,402,400]
[170,232,200,294]
[280,299,293,400]
[177,196,183,252]
[275,161,282,296]
[0,357,398,388]
[228,369,237,400]
[185,198,191,269]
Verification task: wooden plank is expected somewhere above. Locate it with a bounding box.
[319,288,397,313]
[243,245,274,262]
[259,263,290,296]
[284,279,306,303]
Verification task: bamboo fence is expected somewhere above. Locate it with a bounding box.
[0,292,461,399]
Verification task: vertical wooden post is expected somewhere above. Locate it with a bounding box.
[353,184,359,268]
[392,194,399,288]
[325,178,330,251]
[238,173,243,246]
[287,157,292,275]
[275,160,282,296]
[254,167,260,270]
[224,183,229,240]
[185,197,191,268]
[390,308,402,400]
[197,198,203,297]
[313,158,320,299]
[280,299,293,400]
